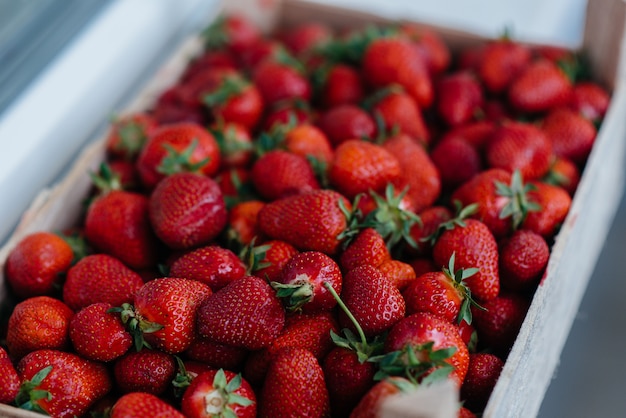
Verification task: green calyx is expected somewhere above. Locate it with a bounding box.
[495,169,541,231]
[115,119,148,159]
[90,162,123,194]
[15,365,53,415]
[201,15,229,51]
[442,252,485,325]
[206,369,255,417]
[108,303,163,352]
[423,201,478,246]
[203,75,247,108]
[157,138,210,176]
[211,122,253,157]
[271,280,314,312]
[317,25,397,65]
[240,238,273,276]
[171,356,192,398]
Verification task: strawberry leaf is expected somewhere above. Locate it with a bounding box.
[157,138,210,175]
[495,169,541,231]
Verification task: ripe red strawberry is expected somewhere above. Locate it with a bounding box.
[181,369,256,418]
[432,218,500,302]
[316,63,364,108]
[378,259,417,291]
[184,337,248,371]
[105,112,157,161]
[316,104,376,146]
[226,200,265,247]
[570,81,610,122]
[485,121,554,180]
[508,59,573,113]
[362,37,433,108]
[521,181,572,238]
[282,123,334,164]
[439,119,497,151]
[113,349,176,395]
[210,121,254,168]
[252,150,320,200]
[62,254,144,311]
[201,13,261,55]
[16,349,112,417]
[383,133,441,212]
[253,59,311,106]
[408,206,453,256]
[369,87,430,144]
[262,99,312,130]
[272,251,342,312]
[410,257,438,277]
[107,158,141,189]
[472,293,530,355]
[329,139,401,199]
[136,122,221,189]
[197,276,285,350]
[257,189,352,255]
[384,312,470,385]
[5,231,74,298]
[69,302,132,362]
[111,392,184,418]
[216,167,252,203]
[148,172,227,250]
[350,377,415,418]
[541,107,597,164]
[281,22,332,57]
[478,39,531,94]
[169,245,246,291]
[340,227,391,272]
[0,347,20,404]
[85,189,159,270]
[114,277,212,354]
[182,49,238,82]
[543,156,580,195]
[461,353,504,412]
[241,239,299,282]
[398,23,451,75]
[430,136,483,190]
[340,265,406,337]
[258,347,330,418]
[499,230,550,291]
[7,296,73,359]
[436,71,484,126]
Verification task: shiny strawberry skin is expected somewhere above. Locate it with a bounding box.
[252,150,320,201]
[0,347,20,404]
[508,59,573,113]
[113,349,177,395]
[478,40,531,94]
[403,271,463,322]
[253,60,311,106]
[499,230,550,291]
[460,352,505,412]
[436,71,484,126]
[522,181,572,238]
[111,392,185,418]
[340,227,391,272]
[541,107,597,164]
[169,245,247,291]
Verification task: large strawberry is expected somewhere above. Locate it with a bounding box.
[257,189,352,255]
[5,231,74,299]
[148,172,227,250]
[110,392,185,418]
[197,276,285,350]
[112,277,212,354]
[16,349,112,418]
[508,59,573,113]
[436,71,484,126]
[258,347,330,418]
[113,349,177,395]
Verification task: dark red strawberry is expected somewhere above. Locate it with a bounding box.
[252,150,320,201]
[369,87,430,144]
[184,337,248,371]
[148,172,227,250]
[110,392,184,418]
[398,23,451,75]
[316,63,364,108]
[569,81,610,122]
[499,230,550,291]
[253,59,311,106]
[436,71,484,126]
[316,104,377,146]
[340,227,391,272]
[541,107,597,164]
[201,13,261,55]
[430,136,483,190]
[241,239,299,282]
[169,245,247,291]
[472,293,530,355]
[478,39,531,94]
[508,59,573,113]
[0,347,20,404]
[461,353,504,412]
[113,349,176,395]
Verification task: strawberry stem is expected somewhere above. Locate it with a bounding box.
[323,281,367,347]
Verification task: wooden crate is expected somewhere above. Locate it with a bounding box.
[1,0,626,417]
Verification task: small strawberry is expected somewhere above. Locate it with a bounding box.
[62,254,144,311]
[210,121,254,168]
[253,59,311,106]
[499,230,550,291]
[436,71,484,126]
[438,120,497,151]
[69,302,132,362]
[408,206,453,256]
[7,296,73,359]
[282,123,334,165]
[257,189,352,255]
[5,231,74,299]
[251,150,320,201]
[169,245,247,292]
[460,353,505,412]
[182,49,238,82]
[542,157,580,195]
[430,136,483,191]
[110,392,184,418]
[16,349,112,417]
[241,239,299,282]
[398,23,450,75]
[281,22,332,57]
[478,38,531,94]
[262,99,312,131]
[201,13,261,55]
[368,87,430,144]
[314,63,364,108]
[0,347,20,404]
[108,158,141,189]
[226,200,265,247]
[105,112,157,161]
[271,251,342,312]
[349,377,416,418]
[181,369,256,418]
[184,337,248,372]
[216,167,254,205]
[113,349,176,395]
[472,293,530,355]
[521,181,571,239]
[569,81,610,122]
[378,259,417,291]
[508,59,573,113]
[541,107,597,164]
[340,227,391,272]
[148,172,227,250]
[197,276,285,350]
[316,104,376,146]
[258,347,330,418]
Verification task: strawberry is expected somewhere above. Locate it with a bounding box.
[485,121,554,180]
[16,349,112,417]
[182,50,238,82]
[169,245,247,291]
[478,38,531,94]
[108,158,141,190]
[439,120,497,151]
[148,172,227,250]
[201,14,261,55]
[251,150,320,200]
[216,167,253,204]
[110,392,184,418]
[569,81,610,122]
[258,347,330,418]
[69,302,132,362]
[0,347,20,404]
[409,258,438,277]
[398,24,451,75]
[253,59,311,106]
[242,239,299,282]
[340,227,391,272]
[271,251,342,312]
[282,123,334,165]
[185,337,248,371]
[436,71,484,126]
[113,349,176,395]
[472,293,529,355]
[181,369,256,418]
[257,189,352,255]
[62,254,144,311]
[113,277,212,354]
[508,59,573,113]
[383,133,441,213]
[521,181,571,239]
[384,312,470,385]
[362,36,433,108]
[542,156,580,195]
[407,206,453,256]
[226,200,265,247]
[499,230,550,291]
[262,99,312,130]
[541,107,597,164]
[105,112,157,161]
[136,122,221,189]
[349,377,414,418]
[197,276,285,350]
[5,231,74,299]
[316,104,376,146]
[281,22,332,57]
[329,139,401,199]
[339,265,406,337]
[7,296,73,359]
[378,259,417,291]
[460,353,504,412]
[432,217,500,302]
[430,136,483,191]
[210,121,254,168]
[315,63,364,108]
[369,87,430,144]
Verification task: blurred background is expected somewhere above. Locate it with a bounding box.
[0,0,623,416]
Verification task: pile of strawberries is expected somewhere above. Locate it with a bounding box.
[0,11,610,418]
